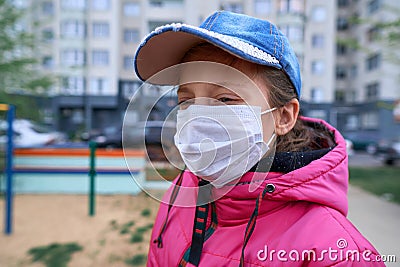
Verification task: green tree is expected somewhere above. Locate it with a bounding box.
[339,4,400,64]
[0,0,53,120]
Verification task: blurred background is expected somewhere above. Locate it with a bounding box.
[0,0,399,149]
[0,0,399,266]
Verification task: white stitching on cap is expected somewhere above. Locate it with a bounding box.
[143,23,280,65]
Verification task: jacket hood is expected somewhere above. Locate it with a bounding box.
[175,117,349,227]
[148,118,385,267]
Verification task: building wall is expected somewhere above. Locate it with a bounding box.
[303,0,336,103]
[20,0,400,140]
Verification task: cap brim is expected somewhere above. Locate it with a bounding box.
[134,24,281,83]
[135,31,203,82]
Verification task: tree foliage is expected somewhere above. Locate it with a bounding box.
[339,4,400,65]
[0,0,53,119]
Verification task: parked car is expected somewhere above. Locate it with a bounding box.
[345,139,354,156]
[123,120,178,161]
[375,137,400,166]
[342,132,378,153]
[83,121,177,158]
[81,125,123,148]
[0,119,66,148]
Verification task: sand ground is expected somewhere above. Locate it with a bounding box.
[0,192,163,267]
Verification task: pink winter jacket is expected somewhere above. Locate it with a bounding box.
[147,117,385,266]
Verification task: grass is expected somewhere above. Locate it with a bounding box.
[141,208,151,217]
[119,221,135,235]
[130,232,144,243]
[136,225,152,234]
[349,167,400,203]
[125,254,147,266]
[28,242,83,267]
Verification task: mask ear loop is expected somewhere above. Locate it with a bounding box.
[260,106,277,115]
[153,166,186,248]
[248,106,277,193]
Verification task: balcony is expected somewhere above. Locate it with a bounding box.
[147,0,184,20]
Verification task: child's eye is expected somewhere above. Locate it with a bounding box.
[178,99,195,109]
[217,97,241,104]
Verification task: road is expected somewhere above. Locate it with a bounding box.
[348,186,400,267]
[348,152,400,167]
[347,152,399,266]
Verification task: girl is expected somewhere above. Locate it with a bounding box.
[134,11,384,267]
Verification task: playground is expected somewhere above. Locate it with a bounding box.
[0,192,162,267]
[0,105,169,266]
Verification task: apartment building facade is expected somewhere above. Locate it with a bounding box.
[19,0,399,140]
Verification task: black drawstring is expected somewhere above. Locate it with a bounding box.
[239,184,273,267]
[188,179,211,266]
[153,168,185,248]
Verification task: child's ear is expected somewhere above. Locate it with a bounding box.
[274,98,299,136]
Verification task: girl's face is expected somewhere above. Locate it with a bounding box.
[177,48,276,142]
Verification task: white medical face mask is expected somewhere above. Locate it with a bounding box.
[174,104,276,188]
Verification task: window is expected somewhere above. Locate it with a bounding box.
[90,78,109,94]
[365,82,379,100]
[350,65,358,77]
[311,60,325,75]
[149,0,162,7]
[42,1,54,15]
[254,0,272,15]
[42,28,54,42]
[337,17,349,31]
[221,3,243,13]
[124,29,140,43]
[336,65,347,80]
[367,27,380,42]
[336,43,347,55]
[61,77,86,95]
[148,21,177,32]
[149,0,183,8]
[347,90,356,103]
[120,81,140,99]
[42,56,54,69]
[307,110,327,121]
[366,53,381,71]
[335,90,345,102]
[311,6,326,22]
[123,2,140,16]
[345,115,359,130]
[312,34,324,48]
[311,87,324,103]
[123,56,134,70]
[279,0,304,14]
[61,20,85,38]
[92,50,109,66]
[61,0,86,10]
[361,112,378,129]
[367,0,381,14]
[338,0,349,8]
[61,49,85,66]
[279,24,303,42]
[91,0,109,10]
[92,22,109,38]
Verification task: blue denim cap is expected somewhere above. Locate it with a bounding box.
[134,11,301,97]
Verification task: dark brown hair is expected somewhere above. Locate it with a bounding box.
[259,67,335,152]
[181,43,335,152]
